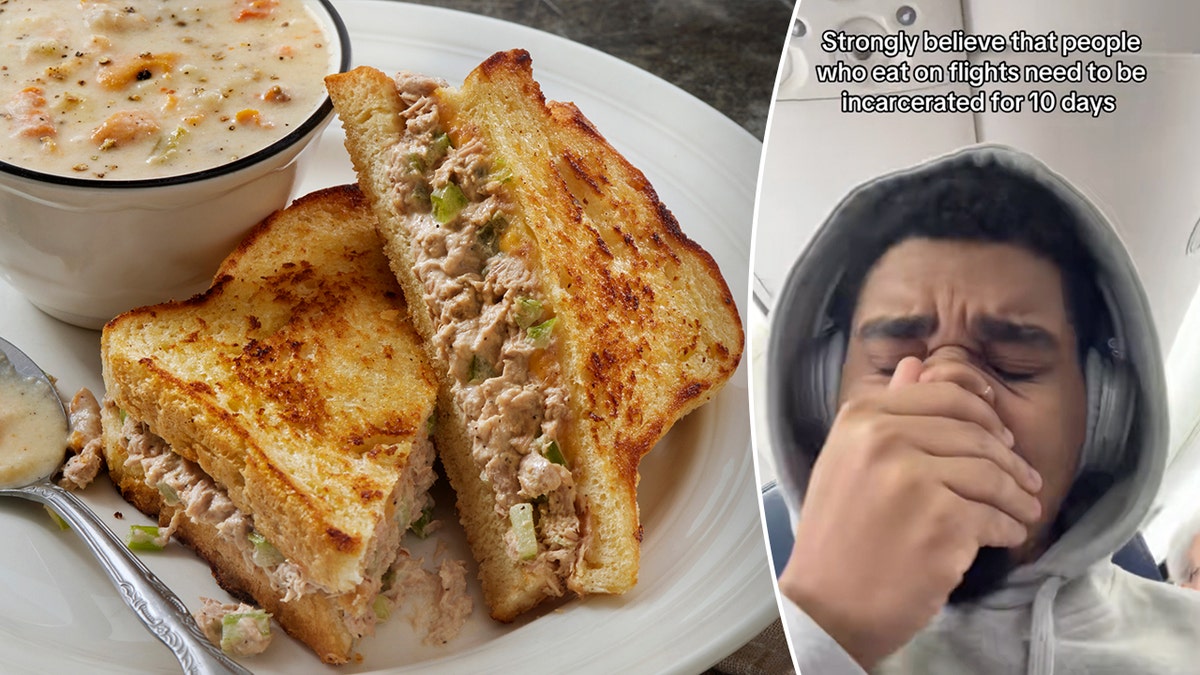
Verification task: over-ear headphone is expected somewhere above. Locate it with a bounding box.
[1082,340,1136,476]
[789,325,844,428]
[789,318,1135,477]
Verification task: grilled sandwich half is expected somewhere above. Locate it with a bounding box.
[326,50,745,621]
[101,185,469,664]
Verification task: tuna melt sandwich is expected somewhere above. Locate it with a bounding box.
[326,49,745,621]
[100,186,472,664]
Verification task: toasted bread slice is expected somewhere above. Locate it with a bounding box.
[327,51,744,621]
[101,185,444,663]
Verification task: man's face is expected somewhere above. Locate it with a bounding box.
[838,238,1088,600]
[1183,534,1200,591]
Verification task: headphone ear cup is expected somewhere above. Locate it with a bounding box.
[820,331,846,426]
[788,331,846,434]
[1080,349,1136,475]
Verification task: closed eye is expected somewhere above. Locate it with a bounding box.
[991,366,1036,383]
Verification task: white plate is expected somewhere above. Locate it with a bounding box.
[0,2,776,673]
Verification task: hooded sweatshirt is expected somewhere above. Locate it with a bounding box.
[765,145,1200,675]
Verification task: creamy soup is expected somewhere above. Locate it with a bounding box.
[0,0,333,180]
[0,351,68,489]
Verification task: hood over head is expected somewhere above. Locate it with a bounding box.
[766,143,1169,585]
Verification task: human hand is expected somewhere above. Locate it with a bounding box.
[778,356,1043,669]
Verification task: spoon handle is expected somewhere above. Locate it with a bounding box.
[14,481,253,675]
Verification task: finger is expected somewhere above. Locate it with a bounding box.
[919,359,996,407]
[881,380,1014,448]
[889,356,923,390]
[961,499,1029,549]
[932,455,1043,525]
[904,416,1041,493]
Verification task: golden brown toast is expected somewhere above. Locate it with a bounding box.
[326,51,744,621]
[100,185,441,663]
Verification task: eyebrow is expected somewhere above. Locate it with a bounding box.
[973,316,1059,351]
[856,314,1059,351]
[856,315,936,341]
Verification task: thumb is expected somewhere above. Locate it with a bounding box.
[889,356,923,390]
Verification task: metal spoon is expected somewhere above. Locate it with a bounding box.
[0,337,251,675]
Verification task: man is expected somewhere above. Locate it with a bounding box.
[765,145,1200,674]
[1167,513,1200,590]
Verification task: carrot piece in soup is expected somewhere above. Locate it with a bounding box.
[5,87,58,139]
[234,0,279,21]
[96,53,179,90]
[91,111,160,148]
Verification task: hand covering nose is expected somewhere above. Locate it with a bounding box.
[918,346,996,406]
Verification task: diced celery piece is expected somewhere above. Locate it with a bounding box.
[489,158,512,184]
[542,439,566,466]
[406,153,426,173]
[425,412,436,435]
[477,216,505,257]
[431,183,468,224]
[118,408,128,424]
[509,503,538,561]
[44,506,69,531]
[428,132,452,163]
[410,504,436,539]
[156,481,180,506]
[410,182,431,208]
[127,525,164,551]
[248,531,285,568]
[149,126,189,163]
[526,317,558,349]
[373,596,391,621]
[514,297,543,329]
[220,609,271,653]
[468,354,495,384]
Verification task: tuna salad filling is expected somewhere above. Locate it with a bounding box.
[387,72,581,594]
[111,403,467,641]
[61,387,105,490]
[194,597,273,657]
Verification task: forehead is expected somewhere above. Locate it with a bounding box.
[854,238,1069,324]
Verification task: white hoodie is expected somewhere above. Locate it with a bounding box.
[767,145,1200,675]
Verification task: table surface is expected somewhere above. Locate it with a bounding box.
[394,0,797,140]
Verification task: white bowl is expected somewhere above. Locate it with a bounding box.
[0,0,351,330]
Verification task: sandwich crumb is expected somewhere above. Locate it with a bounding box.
[59,388,104,490]
[379,552,473,645]
[194,596,273,657]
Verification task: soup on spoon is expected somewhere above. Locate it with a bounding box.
[0,345,68,488]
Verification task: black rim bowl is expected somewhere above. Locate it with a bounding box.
[0,0,352,190]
